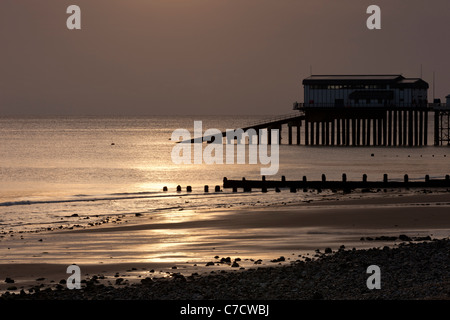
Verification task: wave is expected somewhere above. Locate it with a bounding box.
[0,192,191,207]
[0,189,248,208]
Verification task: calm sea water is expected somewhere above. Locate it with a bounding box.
[1,116,449,233]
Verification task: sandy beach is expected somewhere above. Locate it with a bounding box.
[1,189,450,298]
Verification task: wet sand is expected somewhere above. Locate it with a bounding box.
[1,190,450,294]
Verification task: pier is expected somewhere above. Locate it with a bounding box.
[182,74,450,147]
[193,106,447,147]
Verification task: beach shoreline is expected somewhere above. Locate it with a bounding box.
[1,189,450,298]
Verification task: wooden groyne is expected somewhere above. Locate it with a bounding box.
[223,174,450,192]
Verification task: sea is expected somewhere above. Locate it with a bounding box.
[1,115,449,234]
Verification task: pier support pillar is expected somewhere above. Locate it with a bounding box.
[393,110,397,146]
[434,111,439,146]
[305,120,309,146]
[337,118,341,145]
[331,119,335,145]
[351,118,356,146]
[296,123,301,145]
[419,111,423,146]
[321,121,325,145]
[345,118,350,146]
[424,111,428,146]
[403,110,408,146]
[398,110,403,146]
[414,110,419,146]
[387,110,392,146]
[316,122,320,145]
[377,118,382,146]
[408,109,414,147]
[288,124,293,145]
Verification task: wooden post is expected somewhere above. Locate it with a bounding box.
[366,118,371,146]
[310,121,315,145]
[398,110,403,146]
[325,121,330,146]
[424,111,428,146]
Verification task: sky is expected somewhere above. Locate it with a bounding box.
[1,0,449,116]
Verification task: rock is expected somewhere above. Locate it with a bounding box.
[270,256,285,263]
[140,277,153,285]
[312,291,324,300]
[172,274,186,282]
[5,278,14,284]
[231,262,240,268]
[399,234,412,242]
[205,262,215,266]
[220,257,231,264]
[325,248,332,254]
[7,286,17,291]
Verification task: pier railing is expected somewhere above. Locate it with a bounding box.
[244,111,305,128]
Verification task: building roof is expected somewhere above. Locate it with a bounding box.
[303,74,428,88]
[304,75,403,81]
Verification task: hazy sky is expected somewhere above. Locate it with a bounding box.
[1,0,449,116]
